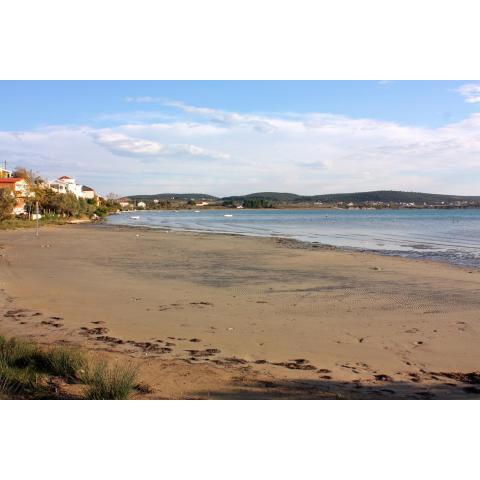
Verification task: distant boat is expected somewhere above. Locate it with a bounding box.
[224,214,233,217]
[130,216,140,220]
[194,210,200,213]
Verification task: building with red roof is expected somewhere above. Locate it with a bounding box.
[0,178,31,214]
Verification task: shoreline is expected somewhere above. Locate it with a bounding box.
[100,220,479,272]
[1,224,480,399]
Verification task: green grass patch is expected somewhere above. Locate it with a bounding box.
[0,362,41,397]
[40,346,86,379]
[0,334,138,399]
[0,217,70,230]
[81,360,138,400]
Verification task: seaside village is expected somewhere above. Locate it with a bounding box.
[0,164,100,218]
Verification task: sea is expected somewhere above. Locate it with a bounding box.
[106,208,480,268]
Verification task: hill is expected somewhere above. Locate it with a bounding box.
[221,192,302,202]
[126,193,218,202]
[123,190,480,205]
[223,190,480,204]
[309,190,480,204]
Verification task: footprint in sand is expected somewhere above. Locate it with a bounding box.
[41,320,63,328]
[190,301,213,307]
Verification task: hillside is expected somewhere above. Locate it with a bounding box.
[309,190,480,204]
[221,192,302,202]
[224,190,480,204]
[123,190,480,205]
[127,193,218,202]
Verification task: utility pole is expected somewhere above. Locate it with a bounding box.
[35,201,39,237]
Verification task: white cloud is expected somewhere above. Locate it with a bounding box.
[456,83,480,104]
[124,96,162,103]
[164,100,299,133]
[93,132,230,160]
[1,101,480,196]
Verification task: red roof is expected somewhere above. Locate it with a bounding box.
[58,175,72,180]
[0,178,25,184]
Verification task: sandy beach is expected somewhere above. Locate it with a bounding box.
[1,223,479,399]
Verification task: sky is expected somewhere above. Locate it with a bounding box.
[0,80,479,196]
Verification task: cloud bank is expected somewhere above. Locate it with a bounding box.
[0,100,479,196]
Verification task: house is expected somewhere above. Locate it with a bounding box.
[0,167,12,179]
[49,176,83,198]
[81,185,96,200]
[137,201,146,209]
[0,178,31,214]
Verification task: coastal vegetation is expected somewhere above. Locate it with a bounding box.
[0,190,16,220]
[0,334,139,399]
[124,190,480,210]
[0,165,121,228]
[81,359,139,400]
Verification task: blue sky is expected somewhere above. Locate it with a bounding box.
[0,80,479,195]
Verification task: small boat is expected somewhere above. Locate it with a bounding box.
[130,216,140,220]
[224,214,233,217]
[194,210,200,213]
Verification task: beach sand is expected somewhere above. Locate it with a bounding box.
[1,223,480,399]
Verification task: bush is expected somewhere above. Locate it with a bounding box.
[0,334,140,399]
[0,336,44,397]
[0,335,40,368]
[41,346,86,379]
[81,359,138,400]
[0,336,85,397]
[0,361,41,397]
[94,205,108,217]
[0,190,15,220]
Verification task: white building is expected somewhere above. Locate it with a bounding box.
[49,176,83,198]
[81,185,96,200]
[137,201,146,209]
[50,176,96,200]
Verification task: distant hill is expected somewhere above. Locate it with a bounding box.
[223,190,480,204]
[221,192,302,202]
[309,190,480,204]
[123,190,480,205]
[126,193,218,202]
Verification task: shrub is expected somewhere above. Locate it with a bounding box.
[0,190,16,220]
[0,334,139,399]
[40,346,86,379]
[0,362,41,396]
[0,336,40,368]
[81,359,138,400]
[0,336,44,397]
[0,337,86,397]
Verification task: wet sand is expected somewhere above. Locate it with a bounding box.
[1,223,480,399]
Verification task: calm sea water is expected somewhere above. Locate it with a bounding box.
[107,209,480,268]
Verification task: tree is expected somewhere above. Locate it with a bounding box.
[12,167,43,185]
[242,198,273,208]
[0,190,15,220]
